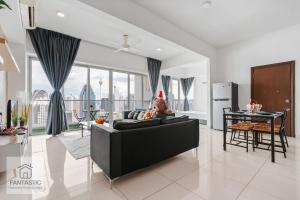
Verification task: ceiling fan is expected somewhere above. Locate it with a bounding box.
[114,34,140,53]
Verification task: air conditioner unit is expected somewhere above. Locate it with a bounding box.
[19,0,37,29]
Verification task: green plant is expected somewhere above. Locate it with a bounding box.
[0,0,11,10]
[19,116,27,124]
[12,116,18,125]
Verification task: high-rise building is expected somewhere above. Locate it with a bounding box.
[79,84,96,117]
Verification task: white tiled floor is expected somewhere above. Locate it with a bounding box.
[1,126,300,200]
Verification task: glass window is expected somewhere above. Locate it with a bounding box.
[113,72,128,119]
[31,59,52,99]
[129,74,143,110]
[63,66,88,125]
[31,60,52,134]
[171,79,179,100]
[0,72,5,123]
[90,68,110,115]
[30,58,147,132]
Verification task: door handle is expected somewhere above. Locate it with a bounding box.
[286,108,291,111]
[285,99,290,103]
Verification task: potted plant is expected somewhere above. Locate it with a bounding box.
[19,116,27,127]
[12,116,18,127]
[0,0,11,10]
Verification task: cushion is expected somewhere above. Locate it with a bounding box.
[133,111,140,119]
[161,115,189,125]
[137,111,145,120]
[113,119,160,130]
[127,111,134,119]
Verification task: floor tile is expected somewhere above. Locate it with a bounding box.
[145,183,204,200]
[177,167,246,200]
[114,170,172,200]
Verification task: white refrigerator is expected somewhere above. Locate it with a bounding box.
[213,82,238,130]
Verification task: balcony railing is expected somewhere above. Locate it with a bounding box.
[31,99,192,135]
[31,99,151,135]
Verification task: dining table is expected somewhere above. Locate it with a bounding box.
[223,111,284,162]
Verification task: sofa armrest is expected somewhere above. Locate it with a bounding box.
[90,125,122,179]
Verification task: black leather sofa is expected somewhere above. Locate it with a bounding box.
[90,118,199,182]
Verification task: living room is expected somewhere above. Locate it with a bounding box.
[0,0,299,200]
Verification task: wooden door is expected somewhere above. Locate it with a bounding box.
[251,61,295,137]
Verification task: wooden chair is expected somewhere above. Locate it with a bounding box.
[252,111,288,157]
[223,108,254,152]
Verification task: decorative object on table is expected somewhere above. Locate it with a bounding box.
[246,99,256,113]
[0,0,11,10]
[246,99,262,113]
[95,117,105,125]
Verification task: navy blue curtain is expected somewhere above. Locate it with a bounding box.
[180,77,194,111]
[147,57,161,107]
[28,27,81,135]
[161,75,171,104]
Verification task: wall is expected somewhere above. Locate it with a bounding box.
[216,24,300,136]
[6,42,26,100]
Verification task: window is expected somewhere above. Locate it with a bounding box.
[113,72,128,119]
[63,66,88,125]
[30,57,148,134]
[90,68,110,114]
[0,72,6,122]
[129,74,143,109]
[31,60,52,132]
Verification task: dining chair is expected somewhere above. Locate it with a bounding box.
[223,108,254,152]
[252,111,287,157]
[73,110,87,136]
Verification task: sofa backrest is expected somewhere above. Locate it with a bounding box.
[119,119,199,175]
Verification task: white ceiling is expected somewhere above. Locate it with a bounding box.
[35,0,193,60]
[0,0,25,44]
[131,0,300,47]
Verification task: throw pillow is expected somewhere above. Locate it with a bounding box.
[128,111,134,119]
[137,111,145,120]
[133,111,140,119]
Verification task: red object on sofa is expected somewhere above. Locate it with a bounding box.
[158,90,163,98]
